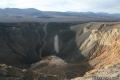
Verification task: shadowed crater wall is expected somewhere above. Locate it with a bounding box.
[0,22,93,79]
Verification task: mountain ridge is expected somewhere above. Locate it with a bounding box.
[0,8,120,22]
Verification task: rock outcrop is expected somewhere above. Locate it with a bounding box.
[73,22,120,69]
[71,22,120,80]
[72,63,120,80]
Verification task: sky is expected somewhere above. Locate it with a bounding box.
[0,0,120,13]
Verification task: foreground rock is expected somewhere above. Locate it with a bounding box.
[72,62,120,80]
[0,56,91,80]
[0,63,65,80]
[31,56,91,79]
[31,56,67,69]
[31,56,67,79]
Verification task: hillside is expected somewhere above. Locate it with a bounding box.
[72,22,120,80]
[0,8,120,22]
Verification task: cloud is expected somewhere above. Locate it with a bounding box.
[0,0,119,13]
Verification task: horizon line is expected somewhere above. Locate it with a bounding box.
[0,7,120,14]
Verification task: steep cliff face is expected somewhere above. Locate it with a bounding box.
[0,23,45,66]
[71,22,120,79]
[0,22,82,67]
[73,22,120,69]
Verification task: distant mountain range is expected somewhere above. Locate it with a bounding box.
[0,8,120,22]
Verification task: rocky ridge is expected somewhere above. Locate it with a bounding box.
[72,22,120,80]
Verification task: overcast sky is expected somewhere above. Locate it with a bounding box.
[0,0,120,13]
